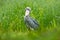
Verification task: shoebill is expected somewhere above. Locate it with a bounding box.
[24,7,39,30]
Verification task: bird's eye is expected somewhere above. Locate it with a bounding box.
[27,9,29,11]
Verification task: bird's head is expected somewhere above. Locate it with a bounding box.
[25,7,31,16]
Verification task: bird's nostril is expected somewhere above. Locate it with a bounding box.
[26,16,27,17]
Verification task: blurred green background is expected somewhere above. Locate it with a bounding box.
[0,0,60,40]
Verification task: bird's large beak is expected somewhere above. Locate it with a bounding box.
[25,10,30,16]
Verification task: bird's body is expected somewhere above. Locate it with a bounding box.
[24,7,39,30]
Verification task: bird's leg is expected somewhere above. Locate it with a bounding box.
[27,27,30,30]
[30,27,34,31]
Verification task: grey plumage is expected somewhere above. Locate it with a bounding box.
[24,7,39,30]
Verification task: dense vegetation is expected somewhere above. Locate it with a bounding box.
[0,0,60,40]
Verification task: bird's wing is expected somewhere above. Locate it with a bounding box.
[30,17,39,26]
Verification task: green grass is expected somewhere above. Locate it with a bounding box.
[0,0,60,40]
